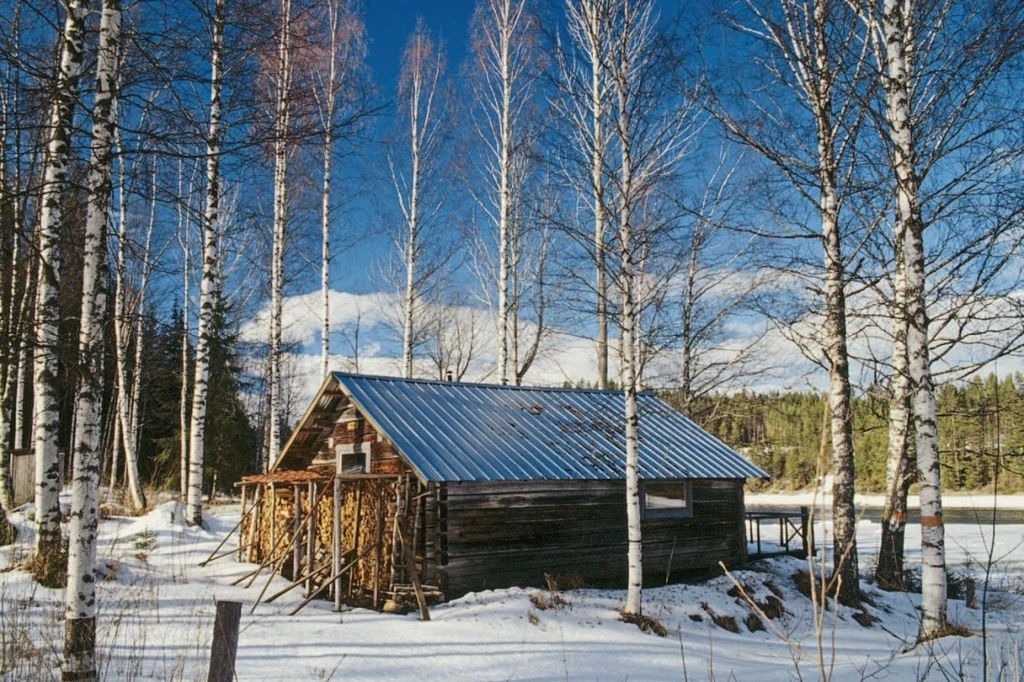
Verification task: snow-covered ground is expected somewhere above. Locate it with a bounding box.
[1,495,1022,681]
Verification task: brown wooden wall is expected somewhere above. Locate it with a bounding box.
[434,479,747,597]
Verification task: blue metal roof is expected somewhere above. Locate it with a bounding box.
[331,372,767,483]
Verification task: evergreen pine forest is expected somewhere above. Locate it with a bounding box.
[663,374,1024,493]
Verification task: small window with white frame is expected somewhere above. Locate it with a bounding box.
[641,481,693,519]
[336,442,370,474]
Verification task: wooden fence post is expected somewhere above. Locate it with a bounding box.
[207,600,242,682]
[800,506,811,558]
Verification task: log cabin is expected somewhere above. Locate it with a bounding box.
[237,373,768,611]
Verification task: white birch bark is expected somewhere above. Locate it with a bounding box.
[110,129,148,512]
[33,0,87,560]
[14,333,29,451]
[876,230,911,590]
[471,0,532,385]
[186,0,225,527]
[731,0,860,602]
[880,0,947,638]
[321,114,332,382]
[554,0,612,387]
[178,161,192,500]
[391,23,444,380]
[64,3,121,677]
[611,0,644,616]
[576,0,611,390]
[107,401,121,499]
[268,0,292,465]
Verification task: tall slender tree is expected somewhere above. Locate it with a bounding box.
[267,0,293,467]
[390,21,447,379]
[555,0,613,388]
[469,0,536,384]
[707,0,865,603]
[187,0,225,528]
[64,0,121,677]
[33,0,87,566]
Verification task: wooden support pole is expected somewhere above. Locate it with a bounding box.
[238,485,248,562]
[306,480,316,596]
[290,542,379,616]
[332,476,342,610]
[800,506,811,558]
[269,484,277,557]
[373,484,383,610]
[389,475,405,589]
[347,485,363,599]
[266,552,333,604]
[246,485,263,563]
[397,520,430,621]
[292,484,302,580]
[206,600,241,682]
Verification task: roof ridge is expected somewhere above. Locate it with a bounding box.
[331,371,634,395]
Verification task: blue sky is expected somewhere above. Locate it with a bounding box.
[363,0,477,91]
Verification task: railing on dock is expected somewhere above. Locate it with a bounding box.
[745,507,814,560]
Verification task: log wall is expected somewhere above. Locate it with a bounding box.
[436,478,747,597]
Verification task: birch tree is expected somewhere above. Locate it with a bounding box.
[187,0,225,528]
[850,1,1024,636]
[611,0,643,616]
[554,0,613,388]
[109,135,151,512]
[389,21,447,379]
[33,0,87,565]
[309,0,365,381]
[64,1,121,676]
[605,0,693,616]
[177,159,197,500]
[268,0,293,466]
[469,0,537,385]
[874,228,911,591]
[707,0,866,603]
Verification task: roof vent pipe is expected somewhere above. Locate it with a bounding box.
[446,370,453,383]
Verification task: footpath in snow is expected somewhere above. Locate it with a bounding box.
[0,496,1021,681]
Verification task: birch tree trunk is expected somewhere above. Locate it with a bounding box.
[880,0,947,639]
[585,1,609,390]
[807,0,860,605]
[110,135,148,512]
[876,232,911,591]
[612,0,643,617]
[471,0,532,386]
[268,0,292,465]
[186,0,225,527]
[64,2,121,677]
[33,0,87,563]
[178,162,191,500]
[321,117,332,382]
[392,23,444,380]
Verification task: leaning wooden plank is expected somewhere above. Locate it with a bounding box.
[264,554,337,605]
[251,546,297,614]
[397,522,429,621]
[289,541,379,616]
[200,503,257,567]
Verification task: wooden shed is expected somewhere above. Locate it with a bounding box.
[237,373,768,611]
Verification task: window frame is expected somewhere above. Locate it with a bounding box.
[335,442,370,475]
[640,480,694,520]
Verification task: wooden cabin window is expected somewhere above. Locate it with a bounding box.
[336,443,369,474]
[641,481,693,519]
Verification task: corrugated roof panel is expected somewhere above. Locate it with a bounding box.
[330,372,768,483]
